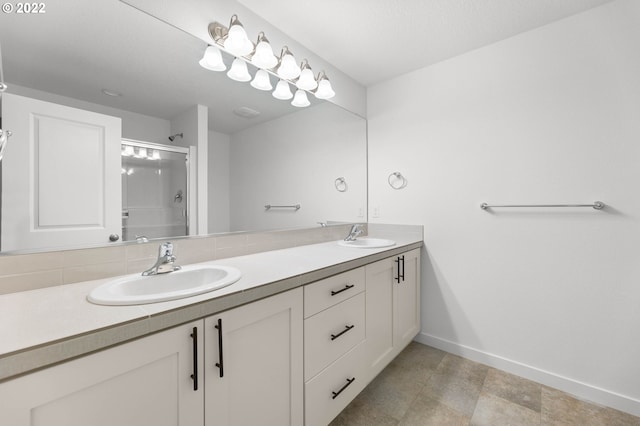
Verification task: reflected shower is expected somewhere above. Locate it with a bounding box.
[168,133,183,142]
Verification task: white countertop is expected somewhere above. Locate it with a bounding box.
[0,231,422,381]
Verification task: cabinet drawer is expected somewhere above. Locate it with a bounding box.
[305,342,367,426]
[304,267,365,318]
[304,292,365,380]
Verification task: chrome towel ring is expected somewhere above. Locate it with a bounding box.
[388,172,407,190]
[335,177,348,192]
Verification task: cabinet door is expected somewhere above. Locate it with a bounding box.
[204,288,303,426]
[1,93,122,251]
[0,321,204,426]
[364,257,395,380]
[394,249,421,349]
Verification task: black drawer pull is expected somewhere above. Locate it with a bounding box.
[332,377,355,399]
[331,284,354,296]
[330,324,355,341]
[190,327,198,391]
[214,318,224,378]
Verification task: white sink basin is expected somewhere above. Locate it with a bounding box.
[88,265,242,306]
[338,238,396,249]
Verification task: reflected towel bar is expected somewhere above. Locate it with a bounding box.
[265,204,301,211]
[480,201,605,210]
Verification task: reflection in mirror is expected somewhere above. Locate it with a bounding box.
[0,0,366,253]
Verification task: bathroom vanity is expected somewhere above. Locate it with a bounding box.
[0,231,421,426]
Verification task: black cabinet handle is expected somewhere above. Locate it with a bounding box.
[331,284,354,296]
[395,255,405,283]
[331,377,355,399]
[214,318,224,378]
[330,324,355,341]
[190,327,198,391]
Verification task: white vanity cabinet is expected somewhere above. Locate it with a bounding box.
[303,267,368,426]
[365,248,421,380]
[203,287,303,426]
[0,320,204,426]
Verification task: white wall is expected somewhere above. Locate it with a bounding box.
[368,0,640,416]
[208,130,231,233]
[5,84,170,143]
[229,102,367,232]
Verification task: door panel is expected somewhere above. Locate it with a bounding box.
[1,93,122,251]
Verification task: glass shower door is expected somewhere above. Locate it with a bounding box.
[121,142,188,242]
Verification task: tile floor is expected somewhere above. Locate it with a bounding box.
[330,342,640,426]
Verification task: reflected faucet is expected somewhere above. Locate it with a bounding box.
[344,224,364,241]
[142,242,181,276]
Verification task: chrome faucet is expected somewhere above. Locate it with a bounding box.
[344,224,364,241]
[142,242,181,276]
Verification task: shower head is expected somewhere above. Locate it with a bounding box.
[168,133,183,142]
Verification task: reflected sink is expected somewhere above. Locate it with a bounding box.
[338,238,396,249]
[88,265,242,306]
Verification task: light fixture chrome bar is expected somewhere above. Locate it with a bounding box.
[480,201,605,210]
[264,204,301,210]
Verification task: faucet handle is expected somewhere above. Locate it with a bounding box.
[159,242,174,257]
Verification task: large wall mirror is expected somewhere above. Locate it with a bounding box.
[0,0,367,253]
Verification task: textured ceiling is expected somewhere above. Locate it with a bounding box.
[238,0,614,86]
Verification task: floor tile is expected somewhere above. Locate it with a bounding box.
[400,394,470,426]
[329,396,399,426]
[420,354,489,416]
[470,392,540,426]
[541,387,640,426]
[333,343,640,426]
[482,367,542,413]
[356,361,427,420]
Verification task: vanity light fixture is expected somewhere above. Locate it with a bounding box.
[227,57,252,82]
[314,72,336,100]
[296,60,317,91]
[223,15,253,56]
[250,69,273,91]
[199,45,226,71]
[251,32,278,69]
[272,79,294,100]
[276,46,301,80]
[200,14,336,105]
[291,89,310,108]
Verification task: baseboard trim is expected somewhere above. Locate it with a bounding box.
[415,332,640,417]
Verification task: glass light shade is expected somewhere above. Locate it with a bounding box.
[121,145,134,156]
[272,79,293,100]
[277,53,301,79]
[291,89,310,107]
[250,69,273,91]
[252,41,278,69]
[199,46,226,71]
[296,67,318,90]
[314,78,336,99]
[135,147,148,159]
[151,150,161,160]
[224,24,253,56]
[227,58,251,82]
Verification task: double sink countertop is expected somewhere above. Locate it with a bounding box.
[0,228,422,382]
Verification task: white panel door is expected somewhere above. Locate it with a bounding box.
[204,288,303,426]
[1,93,122,251]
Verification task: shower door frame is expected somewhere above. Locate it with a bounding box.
[121,138,192,239]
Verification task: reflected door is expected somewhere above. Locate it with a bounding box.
[1,93,122,251]
[121,142,188,241]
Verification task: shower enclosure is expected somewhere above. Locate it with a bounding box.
[121,140,189,242]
